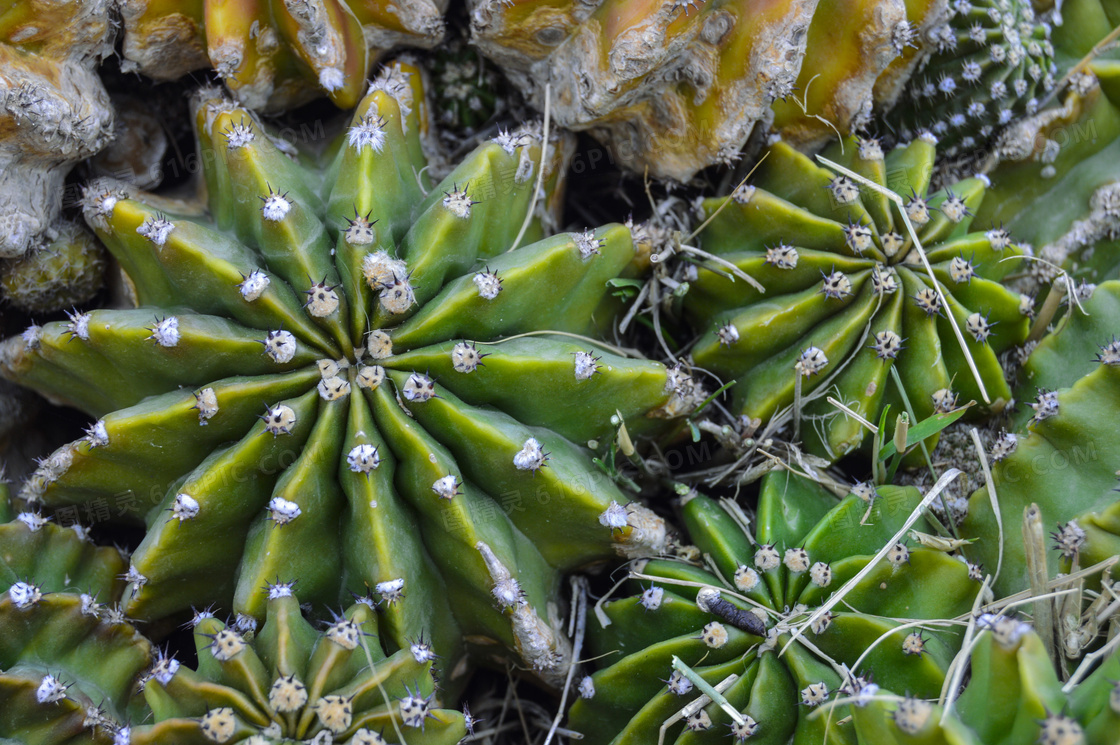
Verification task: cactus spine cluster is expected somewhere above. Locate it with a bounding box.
[0,63,685,690]
[688,135,1030,459]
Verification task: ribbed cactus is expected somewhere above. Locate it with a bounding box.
[849,620,1120,745]
[128,585,466,745]
[0,219,105,313]
[960,281,1120,599]
[468,0,946,180]
[567,471,980,745]
[887,0,1056,156]
[0,64,683,689]
[0,0,114,258]
[688,135,1030,460]
[0,480,153,744]
[117,0,448,111]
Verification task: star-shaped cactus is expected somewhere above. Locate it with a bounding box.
[0,63,681,687]
[687,135,1032,460]
[117,0,448,111]
[129,585,466,745]
[567,471,980,745]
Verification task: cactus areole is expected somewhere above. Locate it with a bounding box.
[0,64,682,688]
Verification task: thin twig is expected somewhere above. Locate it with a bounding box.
[508,82,551,253]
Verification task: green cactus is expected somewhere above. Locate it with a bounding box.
[127,585,466,745]
[0,63,684,690]
[687,135,1030,461]
[0,480,154,745]
[469,0,947,180]
[959,281,1120,600]
[848,620,1120,745]
[1,220,106,313]
[117,0,448,112]
[567,470,980,745]
[886,0,1056,156]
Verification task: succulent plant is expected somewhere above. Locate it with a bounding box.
[886,0,1057,156]
[128,584,466,745]
[687,135,1030,461]
[0,63,683,690]
[0,0,114,258]
[849,618,1120,745]
[0,480,154,745]
[1,219,105,313]
[117,0,449,112]
[567,470,980,745]
[469,0,949,180]
[960,281,1120,599]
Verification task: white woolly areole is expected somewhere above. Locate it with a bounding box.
[598,501,629,530]
[238,270,270,301]
[152,656,180,686]
[268,497,301,524]
[319,67,345,92]
[574,230,602,259]
[86,420,109,447]
[195,388,219,423]
[172,493,200,522]
[347,444,380,473]
[150,317,180,347]
[260,193,291,221]
[443,188,474,219]
[22,324,42,350]
[574,351,600,380]
[513,437,547,471]
[366,330,393,359]
[67,312,91,340]
[579,676,596,699]
[376,578,405,603]
[305,283,340,317]
[640,586,664,610]
[36,674,67,703]
[9,581,42,608]
[262,404,296,435]
[452,342,482,373]
[137,216,174,247]
[403,373,436,402]
[473,270,502,299]
[264,330,297,363]
[17,512,49,532]
[432,475,459,500]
